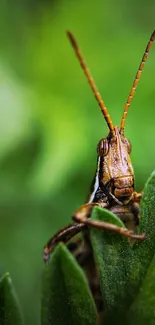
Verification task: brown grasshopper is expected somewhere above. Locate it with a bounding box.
[44,30,155,312]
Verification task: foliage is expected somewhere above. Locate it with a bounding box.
[41,244,97,325]
[0,273,23,325]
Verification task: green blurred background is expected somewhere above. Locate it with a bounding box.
[0,1,154,324]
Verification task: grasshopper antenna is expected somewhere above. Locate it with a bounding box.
[67,30,114,133]
[120,29,155,134]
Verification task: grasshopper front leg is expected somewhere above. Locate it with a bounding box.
[72,200,145,240]
[44,195,144,262]
[133,191,143,202]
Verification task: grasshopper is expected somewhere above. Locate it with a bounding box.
[44,29,155,314]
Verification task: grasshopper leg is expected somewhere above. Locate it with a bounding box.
[72,202,145,240]
[133,191,143,202]
[44,222,86,263]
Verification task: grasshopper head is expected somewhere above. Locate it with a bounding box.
[97,126,134,202]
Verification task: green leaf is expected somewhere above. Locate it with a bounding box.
[0,273,23,325]
[41,243,98,325]
[90,207,133,323]
[128,255,155,325]
[90,170,155,324]
[128,170,155,324]
[133,170,155,276]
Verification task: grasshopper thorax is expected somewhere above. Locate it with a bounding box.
[97,126,134,202]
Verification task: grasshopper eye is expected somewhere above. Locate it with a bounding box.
[97,138,109,156]
[124,138,132,154]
